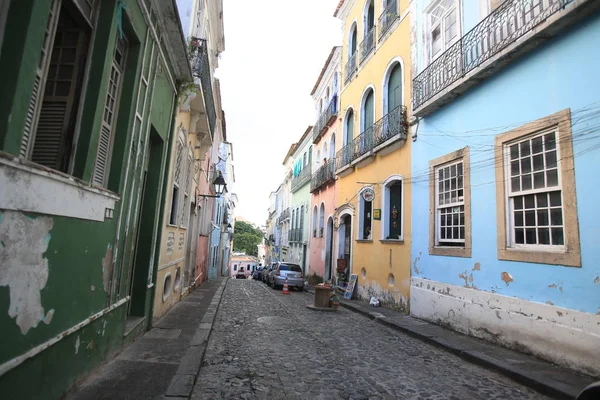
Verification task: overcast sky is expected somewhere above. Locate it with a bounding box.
[217,0,342,227]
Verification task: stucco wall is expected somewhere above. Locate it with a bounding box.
[410,10,600,374]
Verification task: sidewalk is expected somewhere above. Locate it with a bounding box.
[65,277,227,400]
[337,295,596,400]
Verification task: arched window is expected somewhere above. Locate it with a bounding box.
[299,205,304,236]
[349,23,357,56]
[319,203,325,238]
[361,88,375,133]
[319,99,323,114]
[364,0,375,35]
[329,135,336,160]
[323,143,328,162]
[382,176,404,240]
[344,109,354,146]
[312,206,318,237]
[384,61,403,113]
[326,87,330,102]
[316,149,321,168]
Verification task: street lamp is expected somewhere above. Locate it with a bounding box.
[197,173,227,199]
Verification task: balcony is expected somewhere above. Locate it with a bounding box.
[190,38,216,139]
[359,27,376,65]
[379,0,399,41]
[291,164,312,193]
[288,228,303,243]
[344,52,357,84]
[277,208,290,224]
[412,0,591,117]
[310,159,336,193]
[313,95,339,144]
[335,106,408,174]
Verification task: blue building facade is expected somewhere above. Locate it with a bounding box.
[410,0,600,376]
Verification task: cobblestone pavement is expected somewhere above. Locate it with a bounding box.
[192,279,549,400]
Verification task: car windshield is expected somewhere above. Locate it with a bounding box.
[279,264,302,272]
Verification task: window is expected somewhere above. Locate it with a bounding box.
[495,109,580,266]
[181,150,194,227]
[24,3,92,173]
[429,147,471,257]
[169,130,185,225]
[233,264,237,271]
[300,205,304,238]
[384,61,403,114]
[427,0,459,60]
[313,206,318,237]
[382,177,403,240]
[358,188,373,240]
[319,203,325,238]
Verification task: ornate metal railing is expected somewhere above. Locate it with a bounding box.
[277,208,290,224]
[413,0,573,110]
[190,38,216,139]
[359,27,376,65]
[379,0,399,41]
[373,105,408,147]
[310,158,336,192]
[335,106,408,171]
[344,52,357,84]
[291,164,312,192]
[313,95,339,143]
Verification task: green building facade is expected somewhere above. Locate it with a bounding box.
[0,0,191,398]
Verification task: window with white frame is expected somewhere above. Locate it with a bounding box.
[319,203,325,238]
[429,147,471,257]
[495,109,580,267]
[169,130,185,225]
[427,0,459,60]
[505,130,563,247]
[382,178,403,240]
[358,189,373,240]
[312,206,318,237]
[435,161,465,246]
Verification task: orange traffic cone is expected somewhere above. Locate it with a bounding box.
[281,277,290,294]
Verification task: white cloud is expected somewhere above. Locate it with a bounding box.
[219,0,342,227]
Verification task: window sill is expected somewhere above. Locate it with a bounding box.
[379,239,404,244]
[429,246,471,258]
[356,239,373,243]
[498,247,580,267]
[0,152,119,222]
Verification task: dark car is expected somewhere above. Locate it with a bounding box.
[262,264,274,284]
[252,267,263,280]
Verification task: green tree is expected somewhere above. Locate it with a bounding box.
[233,221,262,256]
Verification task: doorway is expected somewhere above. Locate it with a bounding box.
[184,202,198,290]
[337,214,352,286]
[325,217,334,280]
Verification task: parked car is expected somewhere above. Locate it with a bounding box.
[268,262,304,291]
[252,266,263,280]
[236,268,247,279]
[262,264,274,284]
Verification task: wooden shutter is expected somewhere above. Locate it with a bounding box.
[364,90,374,131]
[31,8,87,171]
[21,0,61,158]
[93,36,127,186]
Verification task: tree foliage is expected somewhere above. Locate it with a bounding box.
[232,221,262,256]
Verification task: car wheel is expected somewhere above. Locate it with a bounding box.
[273,282,279,290]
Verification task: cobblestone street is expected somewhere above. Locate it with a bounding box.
[192,279,549,400]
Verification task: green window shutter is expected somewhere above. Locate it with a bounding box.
[388,182,402,239]
[364,90,374,131]
[387,63,403,113]
[93,36,127,186]
[22,0,61,159]
[346,111,354,144]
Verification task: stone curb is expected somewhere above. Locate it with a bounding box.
[338,299,581,400]
[165,278,229,399]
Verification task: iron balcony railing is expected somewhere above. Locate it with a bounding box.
[291,164,312,192]
[359,27,376,65]
[190,38,216,139]
[413,0,573,110]
[379,0,399,41]
[335,105,408,171]
[313,95,339,143]
[344,52,357,84]
[310,158,336,192]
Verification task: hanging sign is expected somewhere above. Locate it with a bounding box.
[362,187,375,202]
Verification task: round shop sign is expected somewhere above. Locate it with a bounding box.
[362,187,375,202]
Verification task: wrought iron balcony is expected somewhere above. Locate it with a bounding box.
[344,52,357,84]
[335,106,408,171]
[378,0,399,41]
[310,158,336,193]
[190,38,216,139]
[291,164,312,193]
[289,228,303,242]
[413,0,576,113]
[359,27,376,65]
[313,95,339,143]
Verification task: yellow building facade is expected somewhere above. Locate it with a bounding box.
[334,0,412,310]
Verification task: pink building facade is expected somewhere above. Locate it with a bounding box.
[308,47,341,281]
